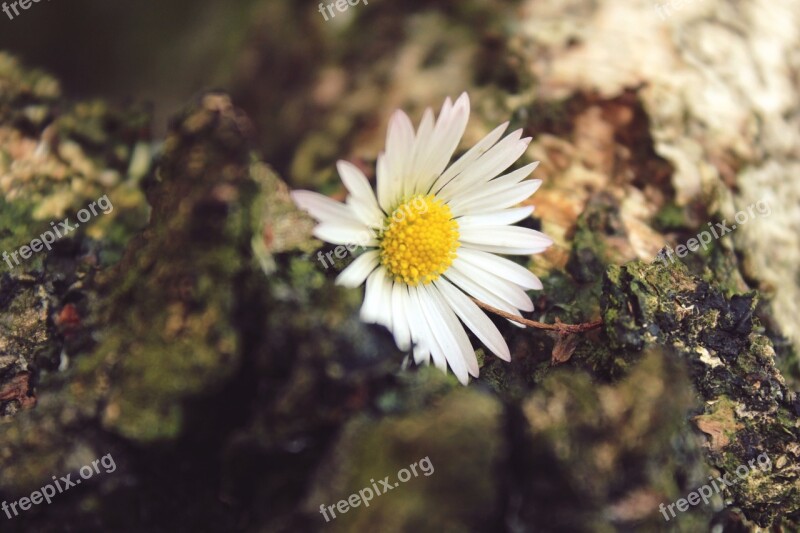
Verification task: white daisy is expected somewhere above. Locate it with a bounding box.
[291,93,552,384]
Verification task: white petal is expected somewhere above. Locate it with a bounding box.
[409,286,447,372]
[416,284,468,382]
[391,283,412,351]
[431,121,509,193]
[335,250,380,288]
[450,162,540,207]
[442,266,527,322]
[360,268,380,322]
[457,248,543,290]
[336,161,384,225]
[409,108,435,189]
[451,258,533,312]
[291,190,361,225]
[446,162,539,214]
[462,242,550,256]
[418,284,467,381]
[346,197,382,229]
[373,271,395,329]
[313,223,377,247]
[376,153,395,213]
[454,186,541,217]
[336,160,375,201]
[454,134,531,188]
[452,179,542,217]
[407,288,432,364]
[459,225,553,253]
[360,267,387,324]
[435,277,511,361]
[385,111,415,200]
[416,93,470,193]
[424,283,479,379]
[413,343,431,365]
[456,206,534,229]
[360,267,394,329]
[438,132,529,201]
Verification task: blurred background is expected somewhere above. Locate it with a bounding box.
[1,0,800,531]
[2,0,259,123]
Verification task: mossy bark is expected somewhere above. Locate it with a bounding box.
[2,0,800,530]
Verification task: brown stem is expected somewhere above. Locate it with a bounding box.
[470,298,603,335]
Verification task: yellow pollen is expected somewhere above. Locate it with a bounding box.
[379,194,459,286]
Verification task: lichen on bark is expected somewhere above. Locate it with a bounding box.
[602,259,800,526]
[2,0,800,529]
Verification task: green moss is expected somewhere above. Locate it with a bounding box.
[306,385,505,533]
[565,198,620,284]
[75,96,258,443]
[0,198,44,272]
[652,201,688,232]
[601,258,800,525]
[519,349,710,530]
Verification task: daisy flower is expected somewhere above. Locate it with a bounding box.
[291,93,552,384]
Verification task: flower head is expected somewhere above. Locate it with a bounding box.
[292,93,552,384]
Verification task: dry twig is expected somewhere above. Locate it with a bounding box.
[470,298,603,335]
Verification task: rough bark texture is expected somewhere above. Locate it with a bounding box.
[1,0,799,531]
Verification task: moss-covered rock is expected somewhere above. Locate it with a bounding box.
[0,51,150,421]
[302,373,505,532]
[602,259,800,527]
[519,349,709,531]
[74,94,258,443]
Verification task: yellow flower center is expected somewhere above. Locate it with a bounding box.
[379,194,459,286]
